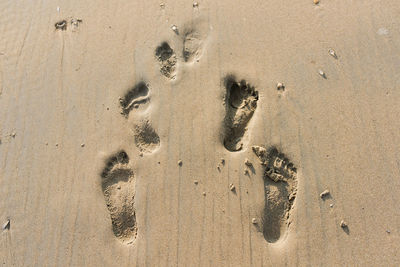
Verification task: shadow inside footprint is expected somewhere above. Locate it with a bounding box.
[252,146,297,243]
[101,151,137,244]
[223,76,258,151]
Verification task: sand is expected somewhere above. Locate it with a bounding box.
[1,0,400,266]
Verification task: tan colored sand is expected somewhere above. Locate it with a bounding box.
[1,0,400,266]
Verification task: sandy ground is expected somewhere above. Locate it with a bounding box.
[1,0,400,266]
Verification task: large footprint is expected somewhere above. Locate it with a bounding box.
[252,145,298,243]
[101,151,137,244]
[223,76,259,151]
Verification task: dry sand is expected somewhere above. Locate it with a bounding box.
[1,0,400,266]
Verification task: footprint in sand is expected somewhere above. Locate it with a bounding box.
[101,151,137,244]
[252,145,298,243]
[155,21,208,79]
[222,76,259,152]
[155,42,177,80]
[182,26,207,64]
[119,81,160,153]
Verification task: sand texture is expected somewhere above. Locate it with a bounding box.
[1,0,400,266]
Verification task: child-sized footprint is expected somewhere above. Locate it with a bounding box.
[252,145,298,243]
[223,76,259,152]
[101,151,137,244]
[182,30,203,63]
[155,42,177,79]
[133,119,160,153]
[119,81,160,153]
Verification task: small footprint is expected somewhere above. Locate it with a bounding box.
[155,42,177,79]
[182,30,204,63]
[181,19,209,64]
[120,82,150,116]
[223,76,259,151]
[119,82,160,153]
[101,151,137,244]
[252,146,298,243]
[133,119,160,153]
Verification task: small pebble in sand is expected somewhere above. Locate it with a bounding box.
[117,185,121,190]
[329,49,337,59]
[139,152,143,157]
[57,6,60,12]
[320,189,330,199]
[330,203,334,208]
[193,2,199,7]
[55,143,59,147]
[160,3,165,8]
[314,0,319,4]
[276,82,285,91]
[386,229,390,234]
[178,160,182,166]
[221,158,225,165]
[133,104,139,109]
[340,220,347,228]
[244,169,249,175]
[252,218,257,224]
[202,192,206,196]
[229,183,235,191]
[81,143,85,147]
[194,180,198,185]
[10,132,16,138]
[2,219,10,230]
[318,69,326,78]
[171,25,178,33]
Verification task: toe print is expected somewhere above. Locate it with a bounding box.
[101,151,137,244]
[252,146,298,243]
[223,77,259,151]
